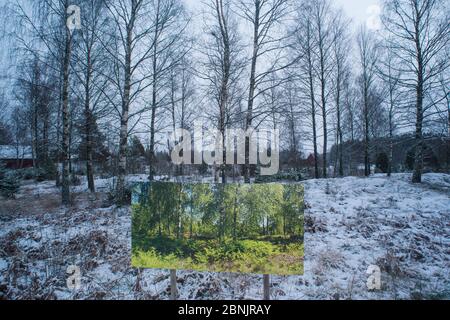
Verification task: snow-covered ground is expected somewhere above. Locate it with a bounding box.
[0,173,449,300]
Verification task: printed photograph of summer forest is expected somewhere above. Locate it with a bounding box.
[132,183,304,275]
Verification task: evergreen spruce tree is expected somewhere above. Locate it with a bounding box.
[0,164,19,199]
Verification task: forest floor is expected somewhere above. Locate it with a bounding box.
[132,236,304,275]
[0,173,449,300]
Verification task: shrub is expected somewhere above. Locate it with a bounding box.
[17,167,36,180]
[405,149,415,170]
[34,161,57,182]
[0,165,20,199]
[70,174,82,186]
[107,179,132,206]
[255,170,302,183]
[376,152,389,173]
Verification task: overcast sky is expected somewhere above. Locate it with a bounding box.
[334,0,382,25]
[183,0,382,27]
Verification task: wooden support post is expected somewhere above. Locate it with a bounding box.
[263,274,270,300]
[170,269,178,300]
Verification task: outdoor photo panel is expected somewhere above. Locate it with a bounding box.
[132,182,304,275]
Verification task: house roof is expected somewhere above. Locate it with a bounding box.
[0,145,33,160]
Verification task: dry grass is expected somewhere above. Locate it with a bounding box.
[0,183,110,221]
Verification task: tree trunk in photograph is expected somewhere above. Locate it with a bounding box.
[448,102,450,139]
[149,65,157,182]
[244,3,260,184]
[170,269,177,300]
[85,80,95,193]
[222,132,227,184]
[180,71,187,177]
[117,101,129,197]
[309,71,319,179]
[318,21,328,179]
[388,111,393,177]
[55,76,62,188]
[32,95,38,168]
[149,0,161,183]
[364,82,370,177]
[219,59,228,185]
[305,21,319,180]
[116,18,133,199]
[68,118,73,177]
[412,24,424,184]
[61,26,72,206]
[177,189,182,239]
[232,185,239,241]
[263,274,270,300]
[43,109,50,166]
[336,79,343,177]
[86,124,95,193]
[170,78,179,178]
[190,197,194,239]
[321,94,327,179]
[448,103,450,172]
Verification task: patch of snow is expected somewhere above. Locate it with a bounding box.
[1,173,449,300]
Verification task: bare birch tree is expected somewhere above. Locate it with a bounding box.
[382,0,450,183]
[236,0,290,182]
[357,26,379,177]
[199,0,244,183]
[15,0,77,205]
[292,0,320,178]
[102,0,157,200]
[311,0,335,179]
[377,39,403,177]
[72,0,111,193]
[145,0,189,181]
[331,9,350,177]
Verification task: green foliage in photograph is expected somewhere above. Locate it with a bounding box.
[132,182,304,275]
